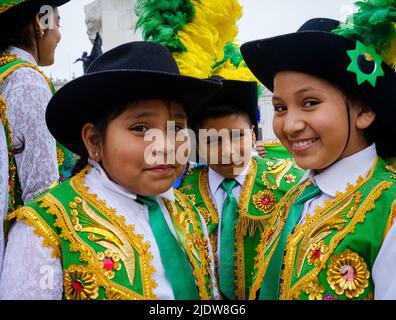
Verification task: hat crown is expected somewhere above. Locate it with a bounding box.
[87,41,180,75]
[297,18,340,33]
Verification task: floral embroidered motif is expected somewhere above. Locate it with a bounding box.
[262,159,293,190]
[307,241,328,267]
[64,265,99,300]
[67,194,137,286]
[97,250,122,279]
[303,279,325,300]
[0,53,17,66]
[252,190,276,213]
[284,174,296,184]
[327,250,370,299]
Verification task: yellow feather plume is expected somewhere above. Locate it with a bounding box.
[174,0,243,78]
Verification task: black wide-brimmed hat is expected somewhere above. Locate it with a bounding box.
[192,77,259,136]
[0,0,70,15]
[46,41,222,155]
[200,76,258,135]
[241,18,396,158]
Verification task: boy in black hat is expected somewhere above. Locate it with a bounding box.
[242,4,396,300]
[1,41,221,300]
[178,77,304,300]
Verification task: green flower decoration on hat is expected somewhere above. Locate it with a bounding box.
[0,0,27,14]
[347,40,384,87]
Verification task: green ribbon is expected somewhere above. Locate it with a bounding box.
[137,195,200,300]
[219,178,239,300]
[259,182,321,300]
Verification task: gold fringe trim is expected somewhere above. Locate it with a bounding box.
[6,206,62,259]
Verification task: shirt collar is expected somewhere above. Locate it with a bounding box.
[208,160,251,194]
[300,144,377,197]
[89,160,174,202]
[7,46,37,66]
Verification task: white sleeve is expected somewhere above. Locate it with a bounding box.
[373,218,396,300]
[0,220,63,300]
[3,67,59,203]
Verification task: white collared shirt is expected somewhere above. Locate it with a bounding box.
[0,162,218,300]
[294,144,396,299]
[208,161,251,264]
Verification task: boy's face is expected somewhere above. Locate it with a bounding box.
[96,100,188,196]
[272,71,375,172]
[199,114,256,178]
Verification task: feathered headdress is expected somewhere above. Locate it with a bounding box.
[333,0,396,69]
[135,0,262,89]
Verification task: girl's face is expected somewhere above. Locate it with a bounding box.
[272,71,376,171]
[36,7,61,66]
[83,100,189,196]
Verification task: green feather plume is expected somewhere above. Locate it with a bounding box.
[135,0,195,52]
[333,0,396,67]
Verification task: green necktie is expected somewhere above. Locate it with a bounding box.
[219,178,239,300]
[137,195,200,300]
[259,182,321,300]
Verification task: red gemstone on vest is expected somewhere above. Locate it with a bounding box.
[262,198,270,205]
[103,258,115,271]
[72,280,84,292]
[312,248,321,259]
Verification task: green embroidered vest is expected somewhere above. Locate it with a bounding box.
[0,52,77,215]
[7,167,214,300]
[178,156,305,299]
[250,158,396,300]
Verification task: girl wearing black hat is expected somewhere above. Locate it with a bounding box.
[241,2,396,300]
[0,0,72,277]
[0,41,221,300]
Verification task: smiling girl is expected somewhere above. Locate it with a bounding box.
[242,12,396,300]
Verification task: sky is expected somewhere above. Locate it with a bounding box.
[43,0,357,80]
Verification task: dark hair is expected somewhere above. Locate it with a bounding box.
[71,99,183,175]
[0,3,52,52]
[191,104,253,133]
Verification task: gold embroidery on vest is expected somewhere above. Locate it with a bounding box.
[262,158,293,190]
[64,264,100,300]
[294,192,362,278]
[199,167,219,225]
[281,179,390,300]
[70,168,157,299]
[248,183,304,299]
[166,190,213,300]
[67,197,137,286]
[327,250,370,299]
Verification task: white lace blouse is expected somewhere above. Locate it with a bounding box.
[0,46,59,275]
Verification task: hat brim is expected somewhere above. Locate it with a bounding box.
[1,0,70,14]
[241,31,396,157]
[46,70,222,155]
